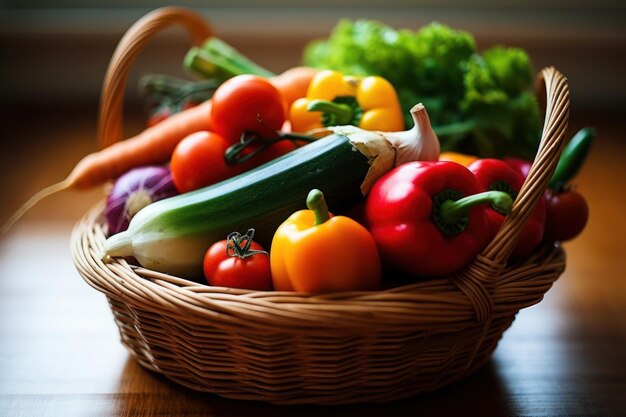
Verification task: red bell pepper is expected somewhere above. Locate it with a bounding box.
[365,161,513,277]
[468,159,546,259]
[503,157,532,179]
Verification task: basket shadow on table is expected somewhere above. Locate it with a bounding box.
[116,356,513,415]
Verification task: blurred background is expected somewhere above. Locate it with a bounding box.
[0,0,624,224]
[2,0,625,104]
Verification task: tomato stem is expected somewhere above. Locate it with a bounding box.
[224,131,317,166]
[226,229,267,259]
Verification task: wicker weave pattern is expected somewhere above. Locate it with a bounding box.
[71,7,570,405]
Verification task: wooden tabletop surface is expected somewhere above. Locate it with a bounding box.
[0,105,624,416]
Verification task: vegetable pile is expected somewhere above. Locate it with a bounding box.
[304,20,542,159]
[4,19,594,295]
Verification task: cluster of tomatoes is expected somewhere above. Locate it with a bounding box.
[147,75,306,291]
[168,75,297,194]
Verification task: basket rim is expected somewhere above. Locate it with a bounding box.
[72,203,566,334]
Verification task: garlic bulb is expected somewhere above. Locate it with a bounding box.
[332,103,440,194]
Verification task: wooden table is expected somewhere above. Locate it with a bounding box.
[0,106,624,416]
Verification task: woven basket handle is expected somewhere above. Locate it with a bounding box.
[482,67,570,264]
[97,7,212,149]
[454,67,569,323]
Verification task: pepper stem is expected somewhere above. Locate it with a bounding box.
[433,189,513,235]
[306,189,330,225]
[441,191,513,225]
[307,100,354,125]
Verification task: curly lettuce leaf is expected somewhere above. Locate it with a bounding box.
[303,19,542,158]
[460,51,541,158]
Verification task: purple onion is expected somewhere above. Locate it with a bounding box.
[105,165,178,235]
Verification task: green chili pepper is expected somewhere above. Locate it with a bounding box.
[549,127,596,192]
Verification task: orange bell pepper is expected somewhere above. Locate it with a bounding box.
[270,189,381,292]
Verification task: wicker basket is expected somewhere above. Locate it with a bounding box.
[71,7,570,405]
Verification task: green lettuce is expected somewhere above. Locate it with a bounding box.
[304,20,542,159]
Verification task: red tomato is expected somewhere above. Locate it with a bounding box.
[210,75,285,144]
[170,131,239,193]
[544,189,589,243]
[203,238,272,291]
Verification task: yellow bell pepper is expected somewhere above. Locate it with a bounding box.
[439,151,478,167]
[289,70,404,133]
[270,189,381,293]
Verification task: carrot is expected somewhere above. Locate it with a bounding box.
[1,99,212,234]
[73,100,212,188]
[3,67,316,234]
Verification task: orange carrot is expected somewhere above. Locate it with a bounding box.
[2,99,212,233]
[72,100,212,188]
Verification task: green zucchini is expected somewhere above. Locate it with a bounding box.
[103,134,370,277]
